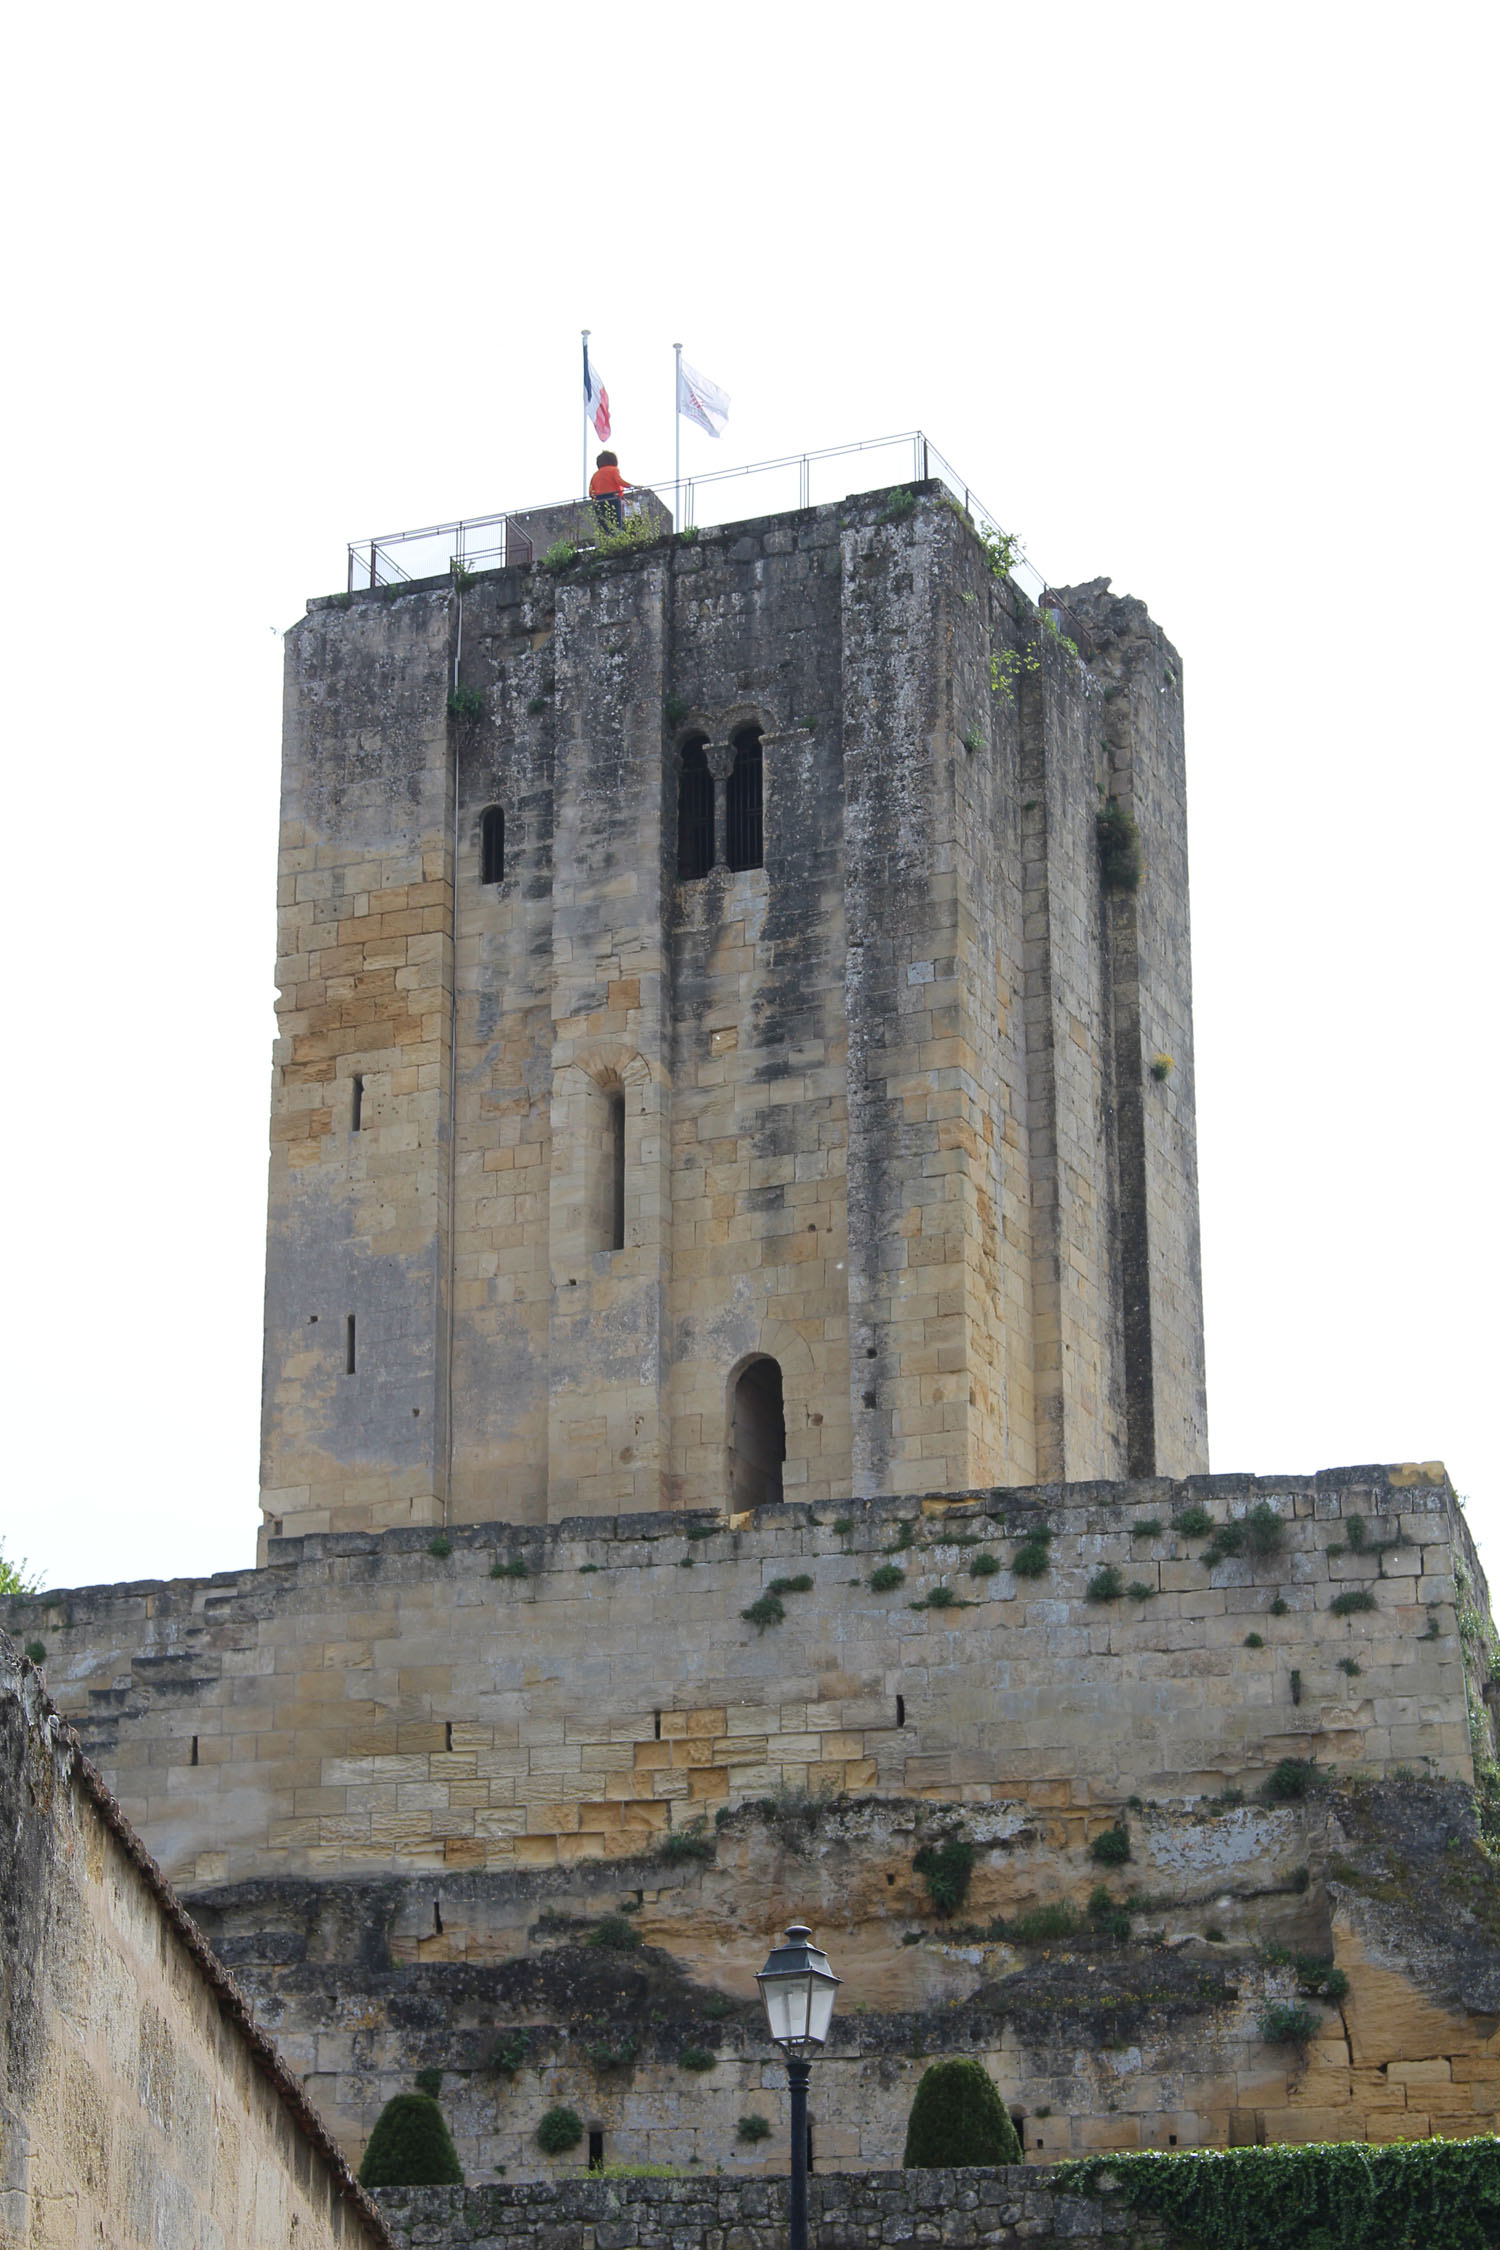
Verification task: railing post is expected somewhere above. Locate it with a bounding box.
[369,543,377,590]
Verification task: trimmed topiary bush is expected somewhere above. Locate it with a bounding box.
[358,2093,464,2187]
[536,2105,584,2155]
[902,2057,1021,2168]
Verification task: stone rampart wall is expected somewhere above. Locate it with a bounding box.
[5,1467,1475,1893]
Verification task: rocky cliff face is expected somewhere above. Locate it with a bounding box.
[185,1776,1500,2179]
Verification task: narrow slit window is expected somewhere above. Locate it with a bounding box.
[677,736,714,880]
[608,1091,626,1251]
[345,1314,356,1374]
[725,726,763,872]
[190,1736,199,1767]
[351,1074,364,1132]
[588,2131,604,2172]
[480,804,505,885]
[895,1693,906,1728]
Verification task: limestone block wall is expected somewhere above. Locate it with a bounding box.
[264,484,1208,1546]
[5,1468,1479,1894]
[0,1633,389,2250]
[1075,578,1208,1479]
[263,587,457,1547]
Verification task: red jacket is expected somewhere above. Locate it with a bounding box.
[589,464,629,497]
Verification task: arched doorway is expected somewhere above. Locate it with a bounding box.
[729,1357,785,1511]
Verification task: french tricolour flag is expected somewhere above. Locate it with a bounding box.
[583,340,611,442]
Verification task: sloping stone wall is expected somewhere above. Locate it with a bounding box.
[0,1632,389,2250]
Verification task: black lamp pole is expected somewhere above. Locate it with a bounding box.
[755,1924,839,2250]
[787,2054,811,2250]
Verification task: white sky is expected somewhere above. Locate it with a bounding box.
[4,3,1496,1597]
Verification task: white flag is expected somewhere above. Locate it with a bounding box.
[677,356,730,439]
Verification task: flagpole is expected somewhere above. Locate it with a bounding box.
[673,341,682,531]
[582,329,590,496]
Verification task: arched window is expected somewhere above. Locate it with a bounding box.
[585,1078,627,1252]
[607,1091,625,1253]
[677,736,714,880]
[725,726,763,872]
[729,1356,785,1511]
[480,805,505,885]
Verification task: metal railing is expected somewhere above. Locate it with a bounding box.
[345,430,1066,621]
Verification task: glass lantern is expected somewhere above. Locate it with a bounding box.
[755,1923,840,2055]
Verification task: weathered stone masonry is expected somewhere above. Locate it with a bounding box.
[8,1467,1496,2179]
[261,486,1208,1548]
[17,1470,1475,1891]
[13,478,1497,2225]
[0,1632,391,2250]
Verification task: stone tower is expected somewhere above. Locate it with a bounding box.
[260,483,1207,1551]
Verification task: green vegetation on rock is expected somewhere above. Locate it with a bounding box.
[588,1913,642,1951]
[1012,1531,1051,1578]
[1089,1823,1131,1867]
[1097,799,1142,891]
[913,1834,976,1915]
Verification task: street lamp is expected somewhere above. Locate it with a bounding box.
[756,1924,840,2250]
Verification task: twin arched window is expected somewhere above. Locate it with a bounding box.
[677,725,764,881]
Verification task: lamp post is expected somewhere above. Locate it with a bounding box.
[756,1924,840,2250]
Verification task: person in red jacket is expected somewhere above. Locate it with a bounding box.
[589,451,630,533]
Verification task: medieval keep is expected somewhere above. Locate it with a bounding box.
[5,480,1496,2215]
[261,485,1206,1550]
